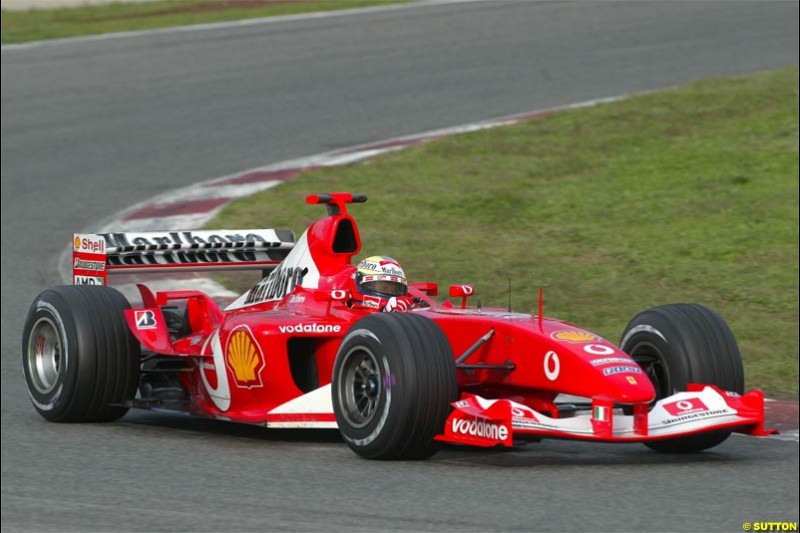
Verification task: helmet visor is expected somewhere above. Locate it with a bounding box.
[361,278,408,297]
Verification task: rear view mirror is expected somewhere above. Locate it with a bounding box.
[449,284,475,309]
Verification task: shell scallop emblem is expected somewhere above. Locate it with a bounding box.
[551,330,599,343]
[225,326,265,388]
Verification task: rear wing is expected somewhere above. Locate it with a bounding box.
[72,229,294,285]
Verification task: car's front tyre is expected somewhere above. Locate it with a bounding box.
[332,313,457,460]
[620,303,744,453]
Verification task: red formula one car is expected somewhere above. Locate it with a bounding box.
[22,193,773,459]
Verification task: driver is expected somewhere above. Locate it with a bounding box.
[350,256,414,312]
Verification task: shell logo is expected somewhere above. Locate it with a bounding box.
[73,236,81,250]
[225,326,265,388]
[551,330,598,343]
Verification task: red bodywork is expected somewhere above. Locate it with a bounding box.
[79,193,771,447]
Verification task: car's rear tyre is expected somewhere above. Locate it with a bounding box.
[332,313,457,460]
[620,303,744,453]
[22,285,141,422]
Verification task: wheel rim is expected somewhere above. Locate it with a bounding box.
[26,317,63,395]
[628,341,671,400]
[339,346,382,429]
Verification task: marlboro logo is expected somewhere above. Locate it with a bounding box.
[99,230,291,268]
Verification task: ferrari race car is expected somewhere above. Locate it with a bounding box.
[23,193,773,459]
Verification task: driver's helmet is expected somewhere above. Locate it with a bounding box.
[351,256,408,310]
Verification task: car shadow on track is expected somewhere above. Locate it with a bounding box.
[121,412,746,467]
[433,440,742,468]
[122,411,343,444]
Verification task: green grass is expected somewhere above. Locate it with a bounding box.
[210,68,800,398]
[1,0,412,44]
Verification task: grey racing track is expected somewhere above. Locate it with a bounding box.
[2,1,798,530]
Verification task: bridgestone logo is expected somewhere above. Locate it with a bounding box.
[74,258,105,271]
[662,408,729,426]
[451,418,509,441]
[278,324,342,334]
[591,357,635,366]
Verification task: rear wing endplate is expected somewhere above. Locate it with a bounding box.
[72,229,294,285]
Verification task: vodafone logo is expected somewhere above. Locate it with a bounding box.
[278,323,342,334]
[584,344,615,355]
[663,398,709,416]
[451,417,509,441]
[450,284,475,298]
[544,351,560,381]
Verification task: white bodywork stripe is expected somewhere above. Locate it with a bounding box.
[225,229,320,311]
[267,384,334,416]
[199,330,231,412]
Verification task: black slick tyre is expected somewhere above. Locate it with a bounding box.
[22,285,141,422]
[332,313,457,460]
[620,303,744,453]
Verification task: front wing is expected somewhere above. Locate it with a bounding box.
[435,384,775,447]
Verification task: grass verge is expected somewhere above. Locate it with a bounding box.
[210,68,799,398]
[1,0,412,44]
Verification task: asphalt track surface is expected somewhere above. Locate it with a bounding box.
[2,1,799,530]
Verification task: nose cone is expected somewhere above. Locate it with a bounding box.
[603,371,656,403]
[544,326,656,403]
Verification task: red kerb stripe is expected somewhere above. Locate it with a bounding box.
[211,166,322,186]
[765,401,799,432]
[124,198,230,220]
